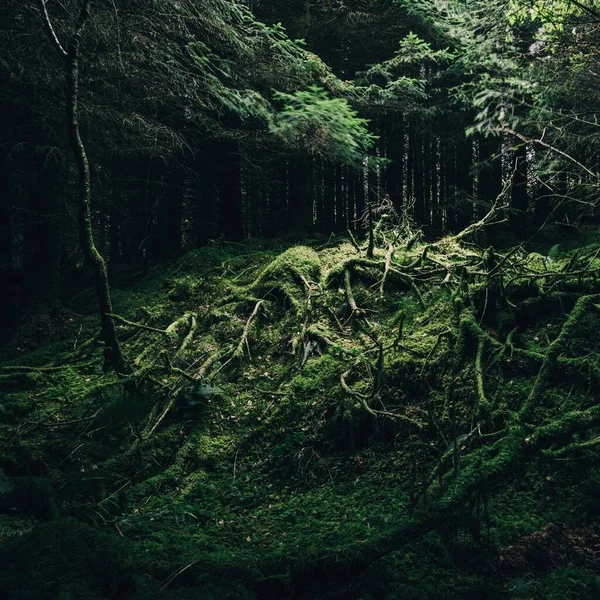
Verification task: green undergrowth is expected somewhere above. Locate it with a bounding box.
[1,235,599,599]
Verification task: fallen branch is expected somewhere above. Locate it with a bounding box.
[344,269,361,316]
[108,313,168,335]
[380,244,394,296]
[233,301,264,359]
[173,313,198,359]
[520,294,597,422]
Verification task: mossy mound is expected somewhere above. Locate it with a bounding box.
[1,235,600,598]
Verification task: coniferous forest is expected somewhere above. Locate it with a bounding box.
[2,0,600,598]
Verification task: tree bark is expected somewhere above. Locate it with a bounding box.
[42,0,128,373]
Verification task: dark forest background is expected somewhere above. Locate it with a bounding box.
[3,0,599,337]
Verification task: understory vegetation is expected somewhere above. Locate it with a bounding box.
[2,222,600,598]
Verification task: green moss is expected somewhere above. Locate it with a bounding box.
[1,237,600,598]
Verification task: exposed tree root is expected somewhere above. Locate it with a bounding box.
[380,244,394,296]
[520,294,597,422]
[232,300,264,360]
[166,312,195,338]
[474,333,490,420]
[344,269,361,316]
[108,313,168,335]
[173,313,198,360]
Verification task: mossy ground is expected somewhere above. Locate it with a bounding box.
[0,233,599,599]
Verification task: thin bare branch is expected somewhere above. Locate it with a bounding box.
[39,0,68,58]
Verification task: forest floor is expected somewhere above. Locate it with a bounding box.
[1,228,600,599]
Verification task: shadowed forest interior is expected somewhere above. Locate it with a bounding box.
[1,1,600,598]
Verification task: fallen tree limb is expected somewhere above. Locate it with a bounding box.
[520,294,597,422]
[344,269,361,316]
[173,313,198,360]
[108,313,168,335]
[233,300,264,359]
[380,244,394,296]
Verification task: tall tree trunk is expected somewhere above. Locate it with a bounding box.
[41,0,128,373]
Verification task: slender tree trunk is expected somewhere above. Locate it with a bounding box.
[42,0,128,373]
